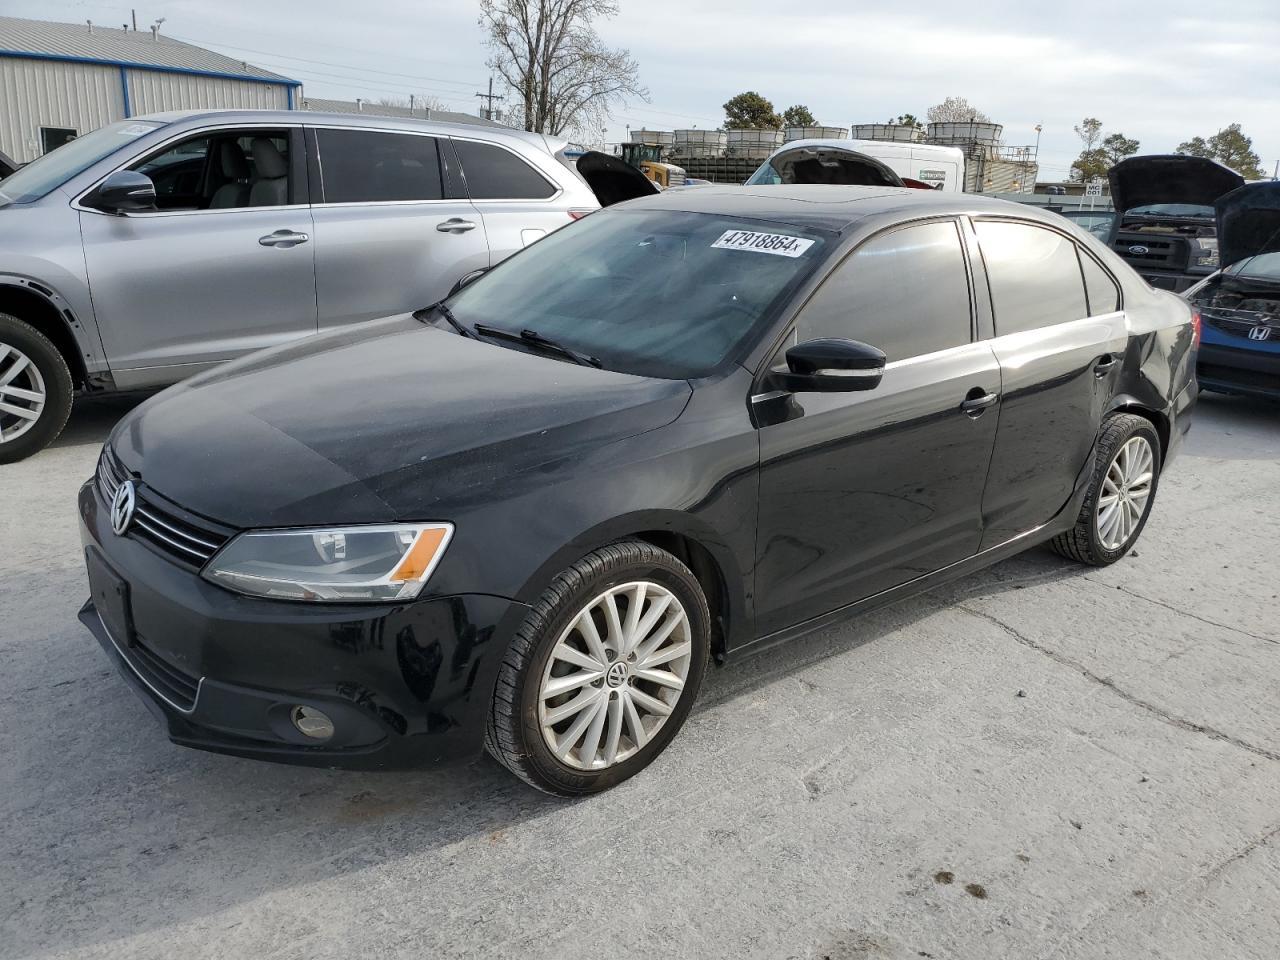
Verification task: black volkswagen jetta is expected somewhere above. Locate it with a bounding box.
[80,185,1198,795]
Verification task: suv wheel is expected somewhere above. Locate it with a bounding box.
[0,313,74,464]
[1050,413,1161,566]
[486,540,711,795]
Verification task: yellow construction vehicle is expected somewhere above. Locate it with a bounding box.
[620,143,687,189]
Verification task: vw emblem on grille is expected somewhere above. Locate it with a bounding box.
[1127,245,1150,256]
[1248,325,1272,342]
[110,479,137,536]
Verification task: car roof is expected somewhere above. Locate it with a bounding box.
[625,184,1067,234]
[133,108,565,153]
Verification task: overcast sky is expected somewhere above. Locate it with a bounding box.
[11,0,1279,179]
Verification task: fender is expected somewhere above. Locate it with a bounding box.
[0,273,111,389]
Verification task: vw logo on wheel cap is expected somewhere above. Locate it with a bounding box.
[110,479,137,536]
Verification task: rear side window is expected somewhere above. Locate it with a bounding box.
[975,221,1088,335]
[794,220,972,361]
[316,129,442,203]
[1080,252,1122,315]
[453,139,556,200]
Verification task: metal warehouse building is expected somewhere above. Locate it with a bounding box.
[0,15,300,163]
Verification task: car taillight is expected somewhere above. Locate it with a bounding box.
[1190,308,1202,348]
[568,208,594,221]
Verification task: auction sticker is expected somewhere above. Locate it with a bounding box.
[711,230,814,258]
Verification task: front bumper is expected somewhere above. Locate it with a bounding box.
[1197,340,1280,401]
[78,480,530,769]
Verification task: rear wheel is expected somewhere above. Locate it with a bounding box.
[1050,413,1161,566]
[485,540,711,796]
[0,313,74,464]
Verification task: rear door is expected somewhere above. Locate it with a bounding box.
[308,126,490,328]
[753,219,1002,636]
[972,218,1128,548]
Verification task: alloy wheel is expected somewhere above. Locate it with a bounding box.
[538,581,693,771]
[0,343,47,444]
[1095,435,1154,551]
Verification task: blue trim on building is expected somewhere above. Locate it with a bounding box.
[118,64,132,117]
[0,48,301,89]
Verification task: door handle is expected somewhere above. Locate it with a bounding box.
[258,229,309,247]
[437,218,477,233]
[1093,354,1117,377]
[960,390,1000,417]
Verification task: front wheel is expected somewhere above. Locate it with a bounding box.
[485,541,711,796]
[1050,413,1162,566]
[0,313,74,464]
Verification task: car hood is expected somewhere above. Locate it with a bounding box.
[1216,181,1280,269]
[110,316,692,528]
[576,151,660,207]
[1109,155,1244,214]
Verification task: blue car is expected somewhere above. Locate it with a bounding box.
[1185,182,1280,400]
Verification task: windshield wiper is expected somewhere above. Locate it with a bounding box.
[473,324,602,368]
[414,301,475,339]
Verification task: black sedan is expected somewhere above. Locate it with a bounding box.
[79,186,1198,795]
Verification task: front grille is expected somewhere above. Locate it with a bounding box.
[1112,234,1190,272]
[1202,308,1280,340]
[96,447,234,569]
[129,637,200,710]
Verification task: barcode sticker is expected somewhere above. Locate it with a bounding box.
[711,230,815,258]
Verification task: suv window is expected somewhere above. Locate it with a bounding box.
[975,221,1088,334]
[453,139,556,200]
[316,129,442,203]
[1079,252,1121,315]
[794,220,971,361]
[128,129,293,210]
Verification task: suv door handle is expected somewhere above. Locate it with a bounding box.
[1093,354,1117,377]
[258,230,309,247]
[960,390,1000,417]
[437,218,477,233]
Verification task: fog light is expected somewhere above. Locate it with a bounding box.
[291,705,334,740]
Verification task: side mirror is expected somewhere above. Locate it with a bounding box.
[772,338,886,393]
[449,268,487,296]
[87,170,157,214]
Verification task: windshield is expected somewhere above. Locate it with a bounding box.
[446,209,829,378]
[1126,203,1214,218]
[0,120,163,204]
[1060,210,1116,239]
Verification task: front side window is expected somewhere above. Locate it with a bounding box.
[453,139,556,200]
[0,119,162,204]
[316,129,442,203]
[127,129,293,210]
[975,220,1089,335]
[794,220,972,361]
[446,209,829,378]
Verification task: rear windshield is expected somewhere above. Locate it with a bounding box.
[446,208,829,378]
[0,120,162,204]
[747,150,898,187]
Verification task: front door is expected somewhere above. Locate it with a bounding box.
[307,127,491,328]
[753,220,1001,638]
[79,126,317,386]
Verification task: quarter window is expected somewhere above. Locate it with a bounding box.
[1080,251,1122,315]
[975,221,1089,334]
[316,129,443,203]
[453,139,556,200]
[794,220,972,361]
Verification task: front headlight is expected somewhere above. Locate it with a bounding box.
[1193,238,1219,269]
[203,523,453,602]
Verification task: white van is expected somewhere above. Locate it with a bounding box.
[746,139,965,193]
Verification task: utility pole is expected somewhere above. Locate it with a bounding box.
[476,77,504,121]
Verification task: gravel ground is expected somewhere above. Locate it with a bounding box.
[2,391,1278,960]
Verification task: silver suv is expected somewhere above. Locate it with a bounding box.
[0,109,627,462]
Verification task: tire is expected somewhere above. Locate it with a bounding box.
[486,540,711,796]
[0,312,74,464]
[1050,413,1162,566]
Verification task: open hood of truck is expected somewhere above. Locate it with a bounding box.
[576,151,659,207]
[1216,181,1280,269]
[1108,155,1244,214]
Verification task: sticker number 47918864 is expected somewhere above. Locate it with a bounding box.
[711,230,815,258]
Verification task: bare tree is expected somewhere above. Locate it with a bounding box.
[479,0,647,139]
[926,96,991,124]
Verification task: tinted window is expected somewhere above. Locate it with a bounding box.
[975,221,1088,335]
[1080,252,1121,315]
[795,221,971,361]
[317,129,442,203]
[454,139,555,199]
[447,209,827,378]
